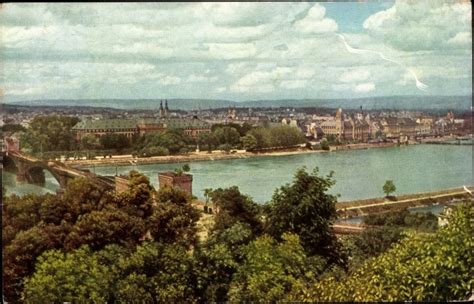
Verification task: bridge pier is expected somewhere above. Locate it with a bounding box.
[15,162,28,183]
[57,173,70,189]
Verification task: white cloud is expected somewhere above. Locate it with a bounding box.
[187,74,218,83]
[293,4,338,34]
[280,80,307,89]
[0,2,471,101]
[354,82,375,93]
[446,31,472,47]
[339,68,371,83]
[206,43,257,59]
[363,0,472,51]
[159,76,181,86]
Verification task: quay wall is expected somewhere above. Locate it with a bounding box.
[337,186,473,218]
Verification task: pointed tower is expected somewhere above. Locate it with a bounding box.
[159,100,164,117]
[165,100,169,117]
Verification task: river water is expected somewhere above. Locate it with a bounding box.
[3,144,472,204]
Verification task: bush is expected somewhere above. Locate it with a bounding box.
[321,139,330,151]
[140,146,169,157]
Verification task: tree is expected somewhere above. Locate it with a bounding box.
[63,209,147,251]
[265,167,344,264]
[149,186,200,247]
[193,223,254,302]
[112,242,197,303]
[320,138,330,151]
[383,180,396,197]
[80,134,100,150]
[203,188,213,205]
[241,134,258,151]
[213,126,241,147]
[228,233,325,302]
[99,133,130,150]
[209,186,262,235]
[3,223,73,301]
[345,226,405,265]
[20,116,79,153]
[22,246,112,303]
[287,203,474,302]
[116,171,155,219]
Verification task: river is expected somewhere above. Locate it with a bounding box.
[4,144,472,204]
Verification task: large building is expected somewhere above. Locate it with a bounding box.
[72,100,211,140]
[73,117,211,140]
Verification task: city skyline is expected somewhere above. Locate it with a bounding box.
[1,1,472,104]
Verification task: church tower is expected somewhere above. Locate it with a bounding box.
[165,100,169,117]
[159,100,165,117]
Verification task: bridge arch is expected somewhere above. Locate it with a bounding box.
[4,154,68,188]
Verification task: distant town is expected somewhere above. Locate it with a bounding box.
[2,100,472,157]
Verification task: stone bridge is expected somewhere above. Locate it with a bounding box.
[4,151,115,190]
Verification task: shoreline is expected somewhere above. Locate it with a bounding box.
[66,141,403,168]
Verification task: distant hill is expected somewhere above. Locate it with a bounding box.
[5,95,472,112]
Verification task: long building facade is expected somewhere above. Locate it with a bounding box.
[72,100,211,140]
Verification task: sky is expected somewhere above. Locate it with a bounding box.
[1,1,472,103]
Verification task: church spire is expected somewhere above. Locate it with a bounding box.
[159,99,164,117]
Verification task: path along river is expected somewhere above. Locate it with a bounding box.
[4,144,472,206]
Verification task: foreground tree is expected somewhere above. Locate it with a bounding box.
[149,186,200,248]
[194,222,254,302]
[209,186,262,235]
[287,203,474,302]
[22,246,111,303]
[228,233,325,302]
[265,167,344,264]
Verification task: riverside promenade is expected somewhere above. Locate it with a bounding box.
[336,186,473,218]
[65,141,401,168]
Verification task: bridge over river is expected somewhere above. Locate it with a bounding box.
[3,151,115,191]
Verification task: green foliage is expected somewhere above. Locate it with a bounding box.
[182,163,191,172]
[383,180,396,196]
[140,146,169,157]
[288,203,474,302]
[1,123,26,133]
[218,143,232,152]
[99,133,131,150]
[2,176,148,301]
[265,167,344,264]
[80,134,101,150]
[241,134,258,151]
[194,222,254,302]
[22,246,111,303]
[137,129,190,155]
[320,138,330,150]
[364,209,438,232]
[213,126,241,147]
[20,115,79,152]
[150,187,200,247]
[228,233,325,302]
[63,209,147,251]
[209,186,262,235]
[248,125,306,149]
[211,122,252,137]
[112,242,197,303]
[345,226,405,265]
[116,171,155,218]
[3,223,73,300]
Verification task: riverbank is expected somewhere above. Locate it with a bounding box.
[337,186,473,218]
[65,141,402,168]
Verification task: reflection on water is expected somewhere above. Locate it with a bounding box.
[3,171,59,196]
